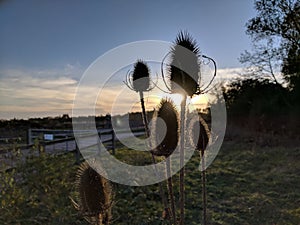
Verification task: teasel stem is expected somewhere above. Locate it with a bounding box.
[127,60,171,223]
[198,116,209,225]
[166,156,177,225]
[139,91,171,224]
[201,148,207,225]
[167,31,200,225]
[192,115,209,225]
[152,98,179,224]
[96,214,102,225]
[179,95,187,225]
[139,91,150,137]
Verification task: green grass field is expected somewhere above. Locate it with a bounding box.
[0,136,299,225]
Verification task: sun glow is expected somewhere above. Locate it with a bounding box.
[189,94,209,111]
[170,93,184,107]
[142,93,209,113]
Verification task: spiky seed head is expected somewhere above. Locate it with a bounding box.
[74,162,113,224]
[152,98,179,157]
[132,60,150,92]
[175,31,199,55]
[190,115,210,153]
[169,31,200,96]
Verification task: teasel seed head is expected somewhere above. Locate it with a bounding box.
[189,115,210,153]
[73,162,113,225]
[132,60,151,92]
[169,31,200,97]
[151,98,179,157]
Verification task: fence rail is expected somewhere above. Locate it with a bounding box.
[28,128,117,152]
[1,127,145,167]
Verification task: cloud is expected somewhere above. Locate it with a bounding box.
[0,66,82,119]
[216,67,244,80]
[0,76,77,108]
[0,66,247,119]
[0,62,83,80]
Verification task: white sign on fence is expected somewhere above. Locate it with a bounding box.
[44,134,54,141]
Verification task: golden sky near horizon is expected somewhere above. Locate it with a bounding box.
[95,82,209,116]
[0,66,235,119]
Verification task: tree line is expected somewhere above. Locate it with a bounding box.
[224,0,300,122]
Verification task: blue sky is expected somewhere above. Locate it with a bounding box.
[0,0,256,119]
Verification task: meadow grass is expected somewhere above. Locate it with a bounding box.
[0,137,299,225]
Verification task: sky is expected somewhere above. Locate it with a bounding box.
[0,0,257,119]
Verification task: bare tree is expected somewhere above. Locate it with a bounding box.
[241,0,300,88]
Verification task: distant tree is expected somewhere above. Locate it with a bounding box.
[240,0,300,90]
[224,78,289,117]
[282,41,300,106]
[239,39,282,84]
[61,114,70,120]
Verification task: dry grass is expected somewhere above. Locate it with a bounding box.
[0,131,299,224]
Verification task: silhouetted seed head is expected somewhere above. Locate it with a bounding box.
[74,162,112,224]
[152,98,179,157]
[169,31,200,96]
[132,60,150,92]
[190,115,210,153]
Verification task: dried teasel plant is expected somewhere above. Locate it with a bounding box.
[161,31,217,96]
[168,30,201,97]
[189,114,210,225]
[151,98,179,225]
[152,98,179,157]
[124,59,155,93]
[124,60,170,222]
[166,31,201,225]
[160,31,217,225]
[131,60,151,92]
[124,60,153,136]
[189,115,210,154]
[71,161,113,225]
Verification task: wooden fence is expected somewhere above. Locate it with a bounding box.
[1,127,145,166]
[27,128,116,161]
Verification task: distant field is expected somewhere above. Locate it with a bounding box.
[0,135,299,225]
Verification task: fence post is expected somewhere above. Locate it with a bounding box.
[111,130,115,155]
[97,131,101,155]
[75,142,80,165]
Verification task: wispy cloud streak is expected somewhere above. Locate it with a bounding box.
[0,67,245,119]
